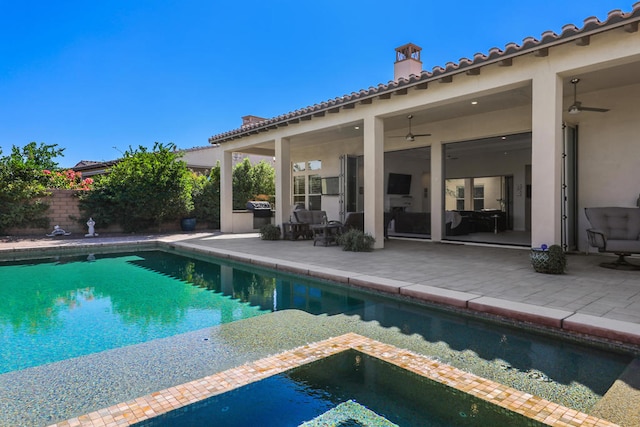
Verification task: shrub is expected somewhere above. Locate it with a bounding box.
[259,223,281,240]
[191,165,220,229]
[232,158,275,210]
[0,142,64,233]
[45,169,93,190]
[338,229,375,252]
[78,142,193,232]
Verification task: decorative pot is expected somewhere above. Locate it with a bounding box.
[530,246,566,274]
[180,217,197,232]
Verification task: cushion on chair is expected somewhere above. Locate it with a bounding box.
[585,207,640,241]
[293,209,327,225]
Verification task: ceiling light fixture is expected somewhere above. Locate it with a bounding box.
[471,101,478,105]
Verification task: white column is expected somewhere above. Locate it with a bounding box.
[363,115,385,249]
[430,141,443,241]
[531,72,563,247]
[275,137,291,226]
[220,150,233,233]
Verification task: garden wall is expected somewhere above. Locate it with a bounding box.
[5,190,195,237]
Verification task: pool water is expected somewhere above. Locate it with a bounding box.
[0,249,633,417]
[0,252,268,373]
[134,350,546,427]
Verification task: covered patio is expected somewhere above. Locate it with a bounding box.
[210,6,640,254]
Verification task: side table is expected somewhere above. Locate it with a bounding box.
[311,223,341,246]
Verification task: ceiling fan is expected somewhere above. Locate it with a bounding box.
[568,78,609,114]
[390,114,431,141]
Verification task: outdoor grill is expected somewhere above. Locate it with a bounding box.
[246,201,273,228]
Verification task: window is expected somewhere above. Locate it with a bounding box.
[308,160,322,171]
[308,174,322,211]
[456,186,465,210]
[292,160,323,210]
[473,185,484,210]
[293,176,306,206]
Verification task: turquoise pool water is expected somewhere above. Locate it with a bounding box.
[0,252,268,374]
[135,350,546,427]
[0,248,633,426]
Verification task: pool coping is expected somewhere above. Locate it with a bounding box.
[48,333,620,427]
[170,241,640,349]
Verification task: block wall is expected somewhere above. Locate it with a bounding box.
[4,190,198,236]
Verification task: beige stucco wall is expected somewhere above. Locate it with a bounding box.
[576,82,640,252]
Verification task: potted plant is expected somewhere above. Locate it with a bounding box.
[530,244,566,274]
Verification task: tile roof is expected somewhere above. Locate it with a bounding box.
[209,3,640,144]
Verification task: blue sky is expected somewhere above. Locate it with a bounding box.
[0,1,633,167]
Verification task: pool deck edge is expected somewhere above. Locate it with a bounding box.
[167,241,640,348]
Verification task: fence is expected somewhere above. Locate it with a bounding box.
[5,190,192,237]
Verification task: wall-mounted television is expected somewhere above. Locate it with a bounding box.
[387,173,412,195]
[321,176,340,195]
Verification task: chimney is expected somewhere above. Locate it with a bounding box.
[241,115,267,128]
[394,43,422,81]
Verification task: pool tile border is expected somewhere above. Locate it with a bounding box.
[49,333,619,427]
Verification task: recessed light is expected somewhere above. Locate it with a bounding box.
[354,126,360,130]
[501,136,507,140]
[471,101,478,105]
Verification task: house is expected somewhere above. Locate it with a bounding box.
[209,5,640,252]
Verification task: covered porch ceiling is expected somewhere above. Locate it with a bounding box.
[228,57,640,158]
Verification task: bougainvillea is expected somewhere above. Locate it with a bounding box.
[44,169,93,190]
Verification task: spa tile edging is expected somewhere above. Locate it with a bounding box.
[168,242,640,346]
[48,333,620,427]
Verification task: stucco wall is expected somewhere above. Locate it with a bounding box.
[576,82,640,251]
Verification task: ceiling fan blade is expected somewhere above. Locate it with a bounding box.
[578,106,609,112]
[413,133,432,137]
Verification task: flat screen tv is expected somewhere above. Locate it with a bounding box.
[387,173,412,195]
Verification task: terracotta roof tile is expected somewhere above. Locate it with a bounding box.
[209,4,640,144]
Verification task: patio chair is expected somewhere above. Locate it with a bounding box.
[584,207,640,270]
[342,212,364,232]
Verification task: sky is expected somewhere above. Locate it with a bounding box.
[0,1,634,167]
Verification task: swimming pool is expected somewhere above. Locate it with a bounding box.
[0,248,634,426]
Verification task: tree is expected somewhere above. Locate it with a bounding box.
[232,158,254,210]
[231,158,276,209]
[78,142,192,232]
[251,160,275,198]
[192,163,221,228]
[0,142,64,233]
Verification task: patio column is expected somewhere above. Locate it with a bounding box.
[220,150,233,233]
[275,137,291,226]
[430,141,443,241]
[363,115,384,249]
[531,72,563,247]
